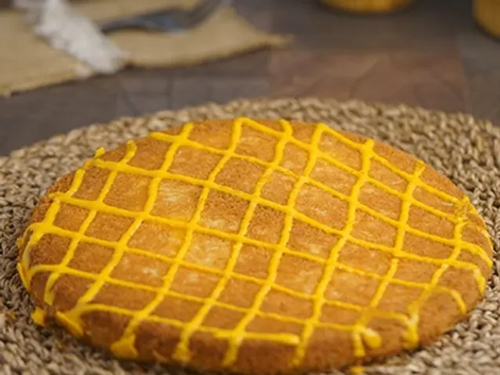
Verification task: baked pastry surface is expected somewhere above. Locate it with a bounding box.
[17,118,493,374]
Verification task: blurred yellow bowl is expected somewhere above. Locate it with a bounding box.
[320,0,415,13]
[474,0,500,38]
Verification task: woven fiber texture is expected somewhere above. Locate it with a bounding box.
[1,98,499,375]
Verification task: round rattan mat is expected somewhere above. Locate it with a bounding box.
[1,98,499,375]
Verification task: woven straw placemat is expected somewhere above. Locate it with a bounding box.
[1,98,499,375]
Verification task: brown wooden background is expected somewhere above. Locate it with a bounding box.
[1,0,499,155]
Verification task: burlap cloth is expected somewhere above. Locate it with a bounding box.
[0,0,289,96]
[1,98,499,375]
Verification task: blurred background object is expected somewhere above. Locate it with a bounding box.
[474,0,500,38]
[319,0,415,13]
[12,0,127,75]
[0,0,289,96]
[99,0,232,33]
[1,0,500,156]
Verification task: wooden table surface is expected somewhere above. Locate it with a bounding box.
[1,0,499,156]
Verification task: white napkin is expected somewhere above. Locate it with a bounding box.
[13,0,126,74]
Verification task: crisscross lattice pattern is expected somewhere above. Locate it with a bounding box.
[17,118,493,371]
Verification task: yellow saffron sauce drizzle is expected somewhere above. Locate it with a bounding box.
[349,365,366,375]
[31,307,46,326]
[17,118,492,370]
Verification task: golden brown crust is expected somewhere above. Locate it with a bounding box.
[18,118,493,375]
